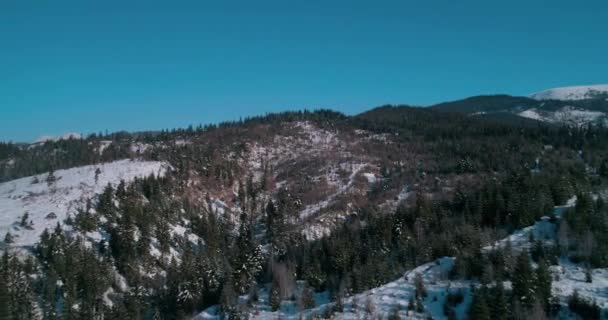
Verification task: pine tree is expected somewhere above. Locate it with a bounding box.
[535,259,552,310]
[600,160,608,178]
[0,273,10,320]
[512,252,535,308]
[3,233,12,244]
[220,279,237,317]
[46,169,57,187]
[469,287,491,320]
[269,285,281,312]
[490,281,509,320]
[299,284,315,310]
[92,168,101,184]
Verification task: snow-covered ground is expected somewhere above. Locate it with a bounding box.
[518,106,606,127]
[34,132,82,143]
[530,84,608,101]
[197,194,608,319]
[518,107,606,126]
[299,163,366,221]
[0,159,169,248]
[551,259,608,312]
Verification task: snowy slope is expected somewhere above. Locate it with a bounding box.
[530,84,608,101]
[34,132,82,143]
[0,160,169,248]
[197,194,608,319]
[517,106,607,127]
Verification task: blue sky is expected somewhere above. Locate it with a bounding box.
[1,0,607,142]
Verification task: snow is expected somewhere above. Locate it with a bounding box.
[171,224,187,237]
[530,84,608,101]
[0,159,169,248]
[34,132,82,143]
[245,121,342,184]
[97,140,112,155]
[381,185,413,212]
[362,172,377,183]
[518,109,544,121]
[551,259,608,310]
[298,163,366,221]
[174,139,190,146]
[518,106,606,127]
[198,257,471,320]
[130,142,151,154]
[197,193,608,319]
[482,217,555,253]
[294,121,337,146]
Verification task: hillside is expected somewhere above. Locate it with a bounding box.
[431,94,608,127]
[530,84,608,101]
[0,160,168,249]
[1,107,608,320]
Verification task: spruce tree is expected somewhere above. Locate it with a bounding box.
[220,279,237,317]
[469,287,491,320]
[0,276,10,320]
[490,281,509,320]
[269,285,281,312]
[535,259,552,311]
[512,252,535,308]
[299,284,315,310]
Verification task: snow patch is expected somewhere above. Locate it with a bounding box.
[0,160,169,248]
[530,84,608,101]
[34,132,82,143]
[518,106,606,127]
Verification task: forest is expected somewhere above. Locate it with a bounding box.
[1,106,608,319]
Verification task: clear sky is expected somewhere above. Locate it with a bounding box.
[2,0,607,142]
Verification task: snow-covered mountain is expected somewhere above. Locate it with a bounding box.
[2,108,607,320]
[530,84,608,101]
[432,94,608,127]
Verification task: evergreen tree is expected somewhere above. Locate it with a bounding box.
[600,160,608,178]
[490,281,509,320]
[220,279,237,318]
[299,284,315,310]
[469,287,491,320]
[94,168,101,184]
[0,268,10,320]
[535,259,552,311]
[512,252,535,308]
[46,169,57,187]
[269,284,281,312]
[3,233,12,244]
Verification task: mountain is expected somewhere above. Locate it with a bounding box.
[530,84,608,101]
[431,94,608,127]
[1,107,608,320]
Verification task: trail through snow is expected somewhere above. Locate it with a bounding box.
[298,163,366,220]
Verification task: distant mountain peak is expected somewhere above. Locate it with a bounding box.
[530,84,608,101]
